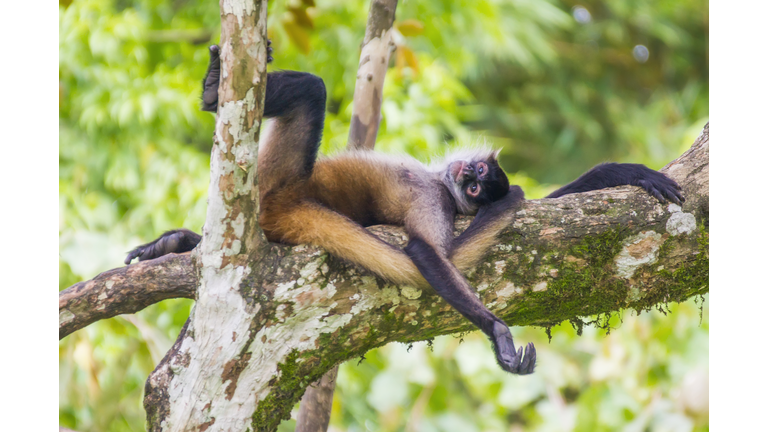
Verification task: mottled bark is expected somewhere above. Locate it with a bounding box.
[59,253,195,339]
[346,0,398,150]
[142,1,271,431]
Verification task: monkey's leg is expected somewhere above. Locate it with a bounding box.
[124,229,201,265]
[404,236,535,375]
[261,200,426,287]
[547,163,684,204]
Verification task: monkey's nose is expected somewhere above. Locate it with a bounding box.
[462,165,476,180]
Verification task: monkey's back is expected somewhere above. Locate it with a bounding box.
[307,151,435,227]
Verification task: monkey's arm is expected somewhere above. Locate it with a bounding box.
[450,185,525,272]
[404,234,535,375]
[124,204,424,286]
[547,163,683,204]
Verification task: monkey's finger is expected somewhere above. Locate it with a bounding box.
[124,247,144,265]
[519,343,536,374]
[639,181,666,203]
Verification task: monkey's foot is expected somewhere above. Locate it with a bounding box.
[124,229,202,265]
[492,321,536,375]
[634,167,685,205]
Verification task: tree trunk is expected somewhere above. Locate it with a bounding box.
[346,0,399,150]
[143,1,271,430]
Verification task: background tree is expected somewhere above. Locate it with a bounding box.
[59,0,708,430]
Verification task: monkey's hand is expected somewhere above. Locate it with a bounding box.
[124,229,202,265]
[491,321,536,375]
[632,166,685,205]
[472,185,525,224]
[201,40,273,112]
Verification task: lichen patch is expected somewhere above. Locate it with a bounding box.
[59,309,75,326]
[615,231,664,279]
[401,286,422,300]
[666,205,696,236]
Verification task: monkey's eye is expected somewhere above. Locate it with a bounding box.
[468,182,480,196]
[478,165,485,175]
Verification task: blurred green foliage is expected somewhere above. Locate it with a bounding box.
[59,0,708,430]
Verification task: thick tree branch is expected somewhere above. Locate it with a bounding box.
[59,118,706,430]
[139,125,708,431]
[58,253,195,339]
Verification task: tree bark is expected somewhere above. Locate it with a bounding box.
[142,1,271,430]
[346,0,399,150]
[59,253,195,339]
[295,366,338,432]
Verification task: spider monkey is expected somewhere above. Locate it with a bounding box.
[125,45,683,375]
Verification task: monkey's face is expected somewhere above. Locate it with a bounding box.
[444,156,510,214]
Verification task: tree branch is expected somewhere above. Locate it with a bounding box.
[139,125,708,431]
[59,117,706,429]
[59,253,195,339]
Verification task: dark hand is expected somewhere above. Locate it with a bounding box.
[125,229,201,265]
[633,168,685,205]
[492,321,536,375]
[474,185,525,223]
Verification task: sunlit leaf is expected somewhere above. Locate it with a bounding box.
[395,45,419,75]
[396,19,424,36]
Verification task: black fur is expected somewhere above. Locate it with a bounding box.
[453,185,524,252]
[124,229,201,265]
[547,162,683,204]
[263,71,326,178]
[475,158,510,205]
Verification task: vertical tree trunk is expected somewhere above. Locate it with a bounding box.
[346,0,399,150]
[143,1,270,430]
[295,367,339,432]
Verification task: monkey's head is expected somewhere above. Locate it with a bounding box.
[438,149,510,214]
